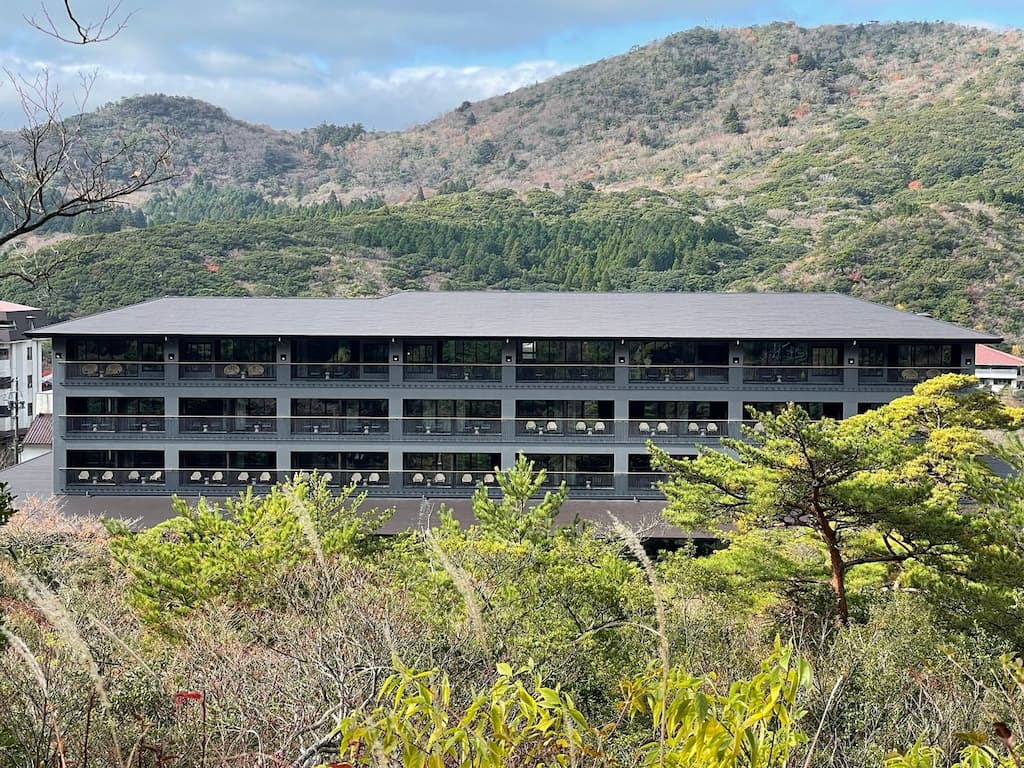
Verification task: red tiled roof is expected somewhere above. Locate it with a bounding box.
[0,300,39,312]
[23,413,51,446]
[976,344,1024,367]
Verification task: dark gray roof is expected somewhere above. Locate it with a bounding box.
[30,292,1000,342]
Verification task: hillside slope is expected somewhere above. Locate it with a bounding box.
[7,22,1024,344]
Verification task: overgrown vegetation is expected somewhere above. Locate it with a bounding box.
[1,378,1023,766]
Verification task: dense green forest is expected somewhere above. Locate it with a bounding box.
[2,378,1023,766]
[6,178,1024,341]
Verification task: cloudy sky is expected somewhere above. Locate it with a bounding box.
[0,0,1022,132]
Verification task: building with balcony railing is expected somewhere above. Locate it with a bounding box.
[0,301,45,452]
[33,292,997,500]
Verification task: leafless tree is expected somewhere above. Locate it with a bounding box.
[0,2,174,284]
[26,1,133,46]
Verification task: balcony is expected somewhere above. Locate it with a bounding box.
[629,365,729,384]
[630,419,728,439]
[857,365,964,385]
[403,363,501,383]
[66,415,166,434]
[180,416,278,435]
[403,417,501,437]
[66,467,166,485]
[180,469,280,487]
[60,416,746,443]
[180,362,277,381]
[742,366,844,385]
[290,362,388,382]
[515,418,613,438]
[291,416,390,436]
[65,361,165,381]
[515,364,615,383]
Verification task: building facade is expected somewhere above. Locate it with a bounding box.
[0,301,45,454]
[35,293,996,499]
[974,344,1024,392]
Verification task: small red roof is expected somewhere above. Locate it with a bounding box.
[976,344,1024,367]
[0,300,39,312]
[23,414,52,446]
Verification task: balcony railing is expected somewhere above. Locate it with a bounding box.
[403,417,501,436]
[630,419,727,438]
[627,472,669,490]
[180,416,277,434]
[180,469,280,487]
[61,416,750,441]
[180,362,277,380]
[515,418,614,437]
[66,467,166,485]
[65,361,165,380]
[291,416,390,435]
[515,364,615,382]
[290,363,388,381]
[742,365,844,384]
[403,363,502,382]
[857,365,964,385]
[66,415,166,433]
[629,365,729,383]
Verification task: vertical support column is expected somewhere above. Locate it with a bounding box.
[727,341,745,437]
[614,341,629,388]
[388,446,403,493]
[501,341,516,387]
[164,337,179,384]
[389,339,403,385]
[52,338,68,493]
[389,394,404,440]
[501,393,517,445]
[843,342,859,418]
[277,338,291,383]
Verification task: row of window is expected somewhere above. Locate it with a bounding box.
[65,397,855,423]
[64,337,964,367]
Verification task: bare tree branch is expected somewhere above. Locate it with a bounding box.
[0,66,176,283]
[25,1,133,45]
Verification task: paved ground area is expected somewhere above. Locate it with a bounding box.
[0,452,685,537]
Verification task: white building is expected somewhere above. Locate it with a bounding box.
[975,344,1024,392]
[0,301,45,454]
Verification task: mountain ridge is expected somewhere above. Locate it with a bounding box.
[5,21,1024,345]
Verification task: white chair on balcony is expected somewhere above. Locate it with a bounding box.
[258,472,272,483]
[638,422,651,435]
[575,421,587,433]
[323,472,334,483]
[545,421,559,433]
[189,471,203,482]
[350,472,364,485]
[237,471,250,483]
[434,472,447,485]
[483,473,495,485]
[100,470,114,482]
[77,470,91,481]
[688,421,701,434]
[462,473,474,485]
[525,420,538,433]
[211,471,224,483]
[148,471,163,483]
[127,470,140,482]
[412,472,425,485]
[368,472,381,484]
[594,421,606,433]
[656,422,669,435]
[706,422,719,435]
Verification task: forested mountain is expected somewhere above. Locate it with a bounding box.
[6,21,1024,342]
